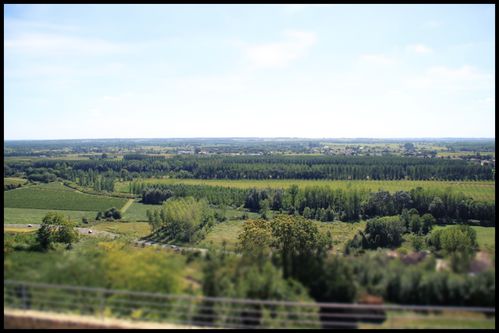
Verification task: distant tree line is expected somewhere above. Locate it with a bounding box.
[5,155,494,181]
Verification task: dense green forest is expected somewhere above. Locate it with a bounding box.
[129,183,495,225]
[4,155,494,183]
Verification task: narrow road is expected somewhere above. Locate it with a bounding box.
[133,240,208,256]
[120,199,134,214]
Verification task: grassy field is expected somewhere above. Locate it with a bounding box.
[359,310,494,329]
[116,179,495,202]
[471,226,496,251]
[317,220,367,253]
[4,208,99,225]
[197,220,244,251]
[213,207,261,220]
[92,221,151,238]
[4,177,28,186]
[197,219,366,252]
[4,182,128,211]
[122,201,159,221]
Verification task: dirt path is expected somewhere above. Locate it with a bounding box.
[120,199,134,214]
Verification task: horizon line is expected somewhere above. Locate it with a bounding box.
[4,137,496,142]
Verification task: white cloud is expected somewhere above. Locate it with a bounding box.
[408,65,494,92]
[241,30,317,69]
[359,53,396,65]
[406,43,433,54]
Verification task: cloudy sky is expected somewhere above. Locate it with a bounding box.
[4,4,495,139]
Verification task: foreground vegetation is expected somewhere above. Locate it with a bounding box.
[3,139,495,328]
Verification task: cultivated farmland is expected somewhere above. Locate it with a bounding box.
[4,177,28,186]
[122,201,158,222]
[4,182,127,212]
[116,179,495,202]
[4,208,98,225]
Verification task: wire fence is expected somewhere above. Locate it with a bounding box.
[4,280,495,329]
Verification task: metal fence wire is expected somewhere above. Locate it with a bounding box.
[3,280,495,329]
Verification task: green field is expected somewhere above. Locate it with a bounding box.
[122,201,159,221]
[92,221,152,238]
[197,220,245,250]
[317,220,367,253]
[359,310,494,329]
[4,177,28,186]
[4,208,99,225]
[116,179,495,202]
[213,207,261,220]
[471,226,496,251]
[197,219,366,252]
[4,182,128,211]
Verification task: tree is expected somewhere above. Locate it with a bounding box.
[312,256,357,302]
[404,143,415,151]
[201,251,319,328]
[259,199,271,220]
[270,215,331,284]
[429,197,445,219]
[420,213,435,235]
[237,219,273,265]
[409,234,424,251]
[303,207,312,219]
[151,197,211,243]
[393,191,412,212]
[363,216,405,249]
[409,214,422,234]
[37,212,79,250]
[426,225,478,273]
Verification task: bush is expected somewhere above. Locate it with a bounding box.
[364,216,405,249]
[97,207,122,221]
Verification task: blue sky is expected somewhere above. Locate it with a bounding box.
[4,4,495,139]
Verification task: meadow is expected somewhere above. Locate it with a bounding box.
[122,201,159,221]
[116,179,495,202]
[4,208,99,225]
[197,219,367,252]
[4,182,128,212]
[4,177,28,186]
[92,221,151,238]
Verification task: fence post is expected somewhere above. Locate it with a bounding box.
[99,291,106,318]
[21,283,28,310]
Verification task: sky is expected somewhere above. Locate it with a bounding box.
[4,4,495,140]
